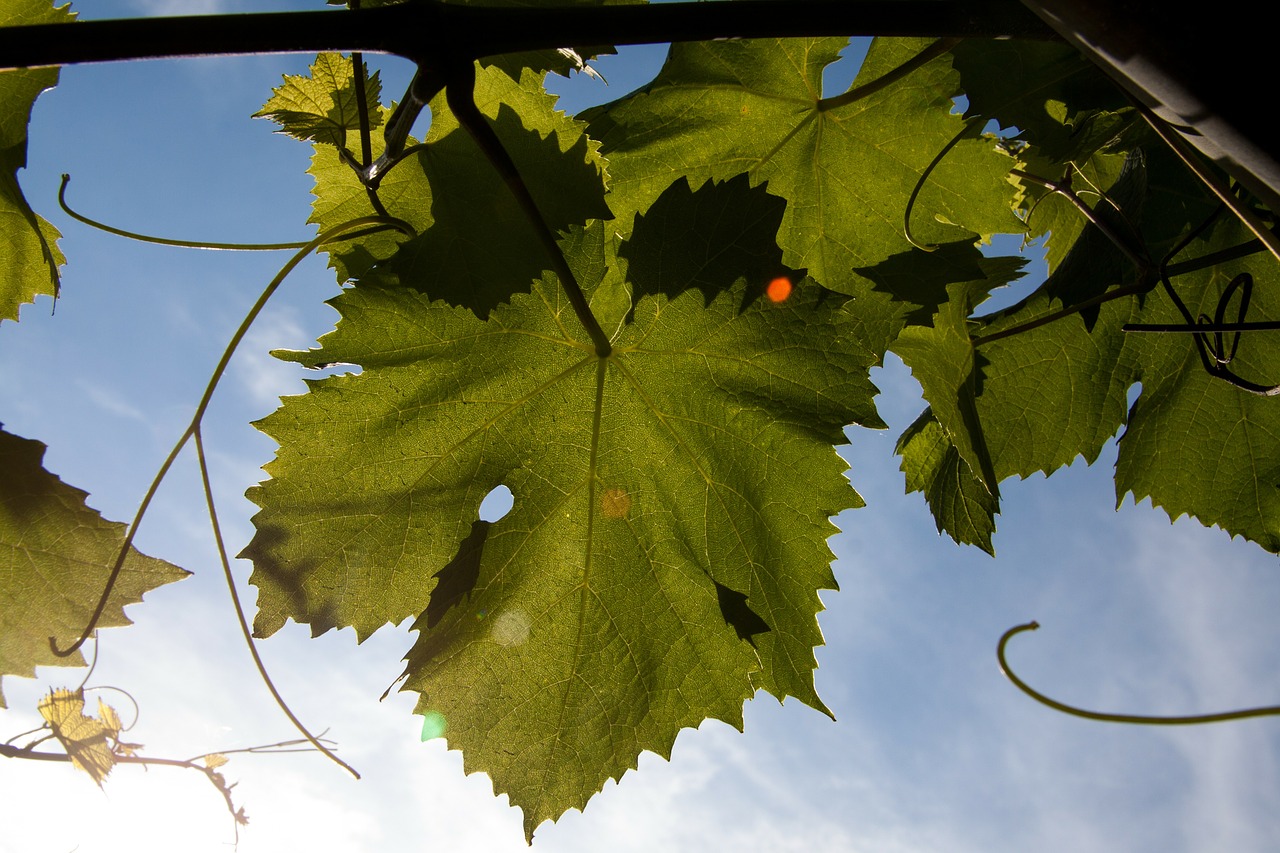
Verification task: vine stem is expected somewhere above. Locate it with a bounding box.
[1009,168,1150,272]
[194,427,360,779]
[445,59,612,356]
[51,215,413,660]
[971,166,1153,347]
[1130,99,1280,264]
[0,734,330,837]
[998,622,1280,725]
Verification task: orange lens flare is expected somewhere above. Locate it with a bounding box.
[766,276,793,302]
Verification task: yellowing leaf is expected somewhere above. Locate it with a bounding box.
[37,688,115,785]
[97,696,122,736]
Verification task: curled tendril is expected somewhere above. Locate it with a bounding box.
[59,174,310,251]
[51,215,414,661]
[903,116,982,252]
[998,621,1280,725]
[1122,203,1280,395]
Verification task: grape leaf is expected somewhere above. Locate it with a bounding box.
[244,180,882,835]
[949,38,1137,164]
[0,427,189,707]
[1118,217,1280,550]
[255,52,383,148]
[37,688,118,785]
[896,408,998,552]
[306,62,610,314]
[583,37,1023,295]
[0,0,71,323]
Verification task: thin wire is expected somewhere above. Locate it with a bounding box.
[1130,99,1280,264]
[998,622,1280,725]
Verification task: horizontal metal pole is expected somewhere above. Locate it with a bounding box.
[0,1,1055,70]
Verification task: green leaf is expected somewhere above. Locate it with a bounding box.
[255,52,383,148]
[892,264,1024,499]
[1118,217,1280,550]
[0,427,189,707]
[949,38,1136,163]
[306,63,611,315]
[0,0,72,323]
[584,37,1023,295]
[896,408,998,553]
[244,186,882,835]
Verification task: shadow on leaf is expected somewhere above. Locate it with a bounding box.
[425,519,491,630]
[623,174,792,313]
[714,581,770,647]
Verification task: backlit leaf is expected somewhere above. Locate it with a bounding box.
[0,0,71,322]
[37,688,116,785]
[0,427,189,706]
[255,52,383,149]
[244,180,882,835]
[584,37,1023,295]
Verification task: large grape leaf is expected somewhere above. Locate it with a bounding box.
[0,0,71,323]
[243,178,882,836]
[304,61,610,314]
[583,37,1023,295]
[0,427,189,707]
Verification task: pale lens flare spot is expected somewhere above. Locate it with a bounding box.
[492,609,531,646]
[420,710,447,741]
[766,276,793,302]
[600,487,631,519]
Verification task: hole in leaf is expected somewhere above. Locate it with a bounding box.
[821,37,871,99]
[478,484,513,522]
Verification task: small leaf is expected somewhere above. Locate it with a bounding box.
[255,53,382,148]
[203,753,229,770]
[896,409,998,553]
[97,697,122,736]
[38,688,115,785]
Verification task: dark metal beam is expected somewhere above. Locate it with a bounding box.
[0,1,1055,70]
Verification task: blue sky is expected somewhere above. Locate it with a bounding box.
[2,3,1279,851]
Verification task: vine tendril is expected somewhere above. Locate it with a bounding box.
[58,174,310,251]
[51,215,414,661]
[194,426,360,779]
[903,116,982,252]
[1122,203,1280,395]
[998,621,1280,725]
